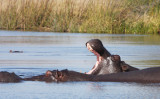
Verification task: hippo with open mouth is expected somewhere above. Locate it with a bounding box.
[86,39,139,75]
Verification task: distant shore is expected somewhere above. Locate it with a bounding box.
[0,0,160,34]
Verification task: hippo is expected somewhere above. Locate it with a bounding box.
[23,70,92,82]
[86,39,139,75]
[0,71,58,83]
[92,67,160,83]
[9,50,23,53]
[44,70,92,82]
[45,67,160,83]
[0,71,22,83]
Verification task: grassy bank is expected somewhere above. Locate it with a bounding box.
[0,0,160,34]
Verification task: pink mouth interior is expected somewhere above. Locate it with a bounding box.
[92,50,101,65]
[87,43,101,66]
[87,47,101,73]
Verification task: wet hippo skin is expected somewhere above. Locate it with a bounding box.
[0,71,56,83]
[24,74,52,82]
[24,70,92,82]
[45,70,93,82]
[93,67,160,83]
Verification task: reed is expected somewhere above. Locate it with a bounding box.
[0,0,160,34]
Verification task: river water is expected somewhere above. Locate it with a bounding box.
[0,30,160,99]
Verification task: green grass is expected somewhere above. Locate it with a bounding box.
[0,0,160,34]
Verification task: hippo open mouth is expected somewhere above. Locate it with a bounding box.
[86,39,125,75]
[87,43,102,64]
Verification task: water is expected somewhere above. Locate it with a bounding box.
[0,30,160,99]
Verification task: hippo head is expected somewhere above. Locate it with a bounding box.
[86,39,111,64]
[86,39,111,58]
[86,39,106,56]
[45,69,69,82]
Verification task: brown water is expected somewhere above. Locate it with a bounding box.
[0,30,160,99]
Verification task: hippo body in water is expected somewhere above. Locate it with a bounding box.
[0,71,22,83]
[24,70,92,82]
[1,67,160,83]
[24,74,52,82]
[0,71,56,83]
[86,39,139,75]
[45,67,160,83]
[93,67,160,83]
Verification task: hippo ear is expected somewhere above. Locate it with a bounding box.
[120,61,129,72]
[45,70,52,77]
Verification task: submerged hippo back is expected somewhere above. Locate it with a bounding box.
[92,67,160,83]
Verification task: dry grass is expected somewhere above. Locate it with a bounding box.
[0,0,160,34]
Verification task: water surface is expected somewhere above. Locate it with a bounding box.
[0,30,160,99]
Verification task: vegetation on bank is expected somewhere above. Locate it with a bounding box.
[0,0,160,34]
